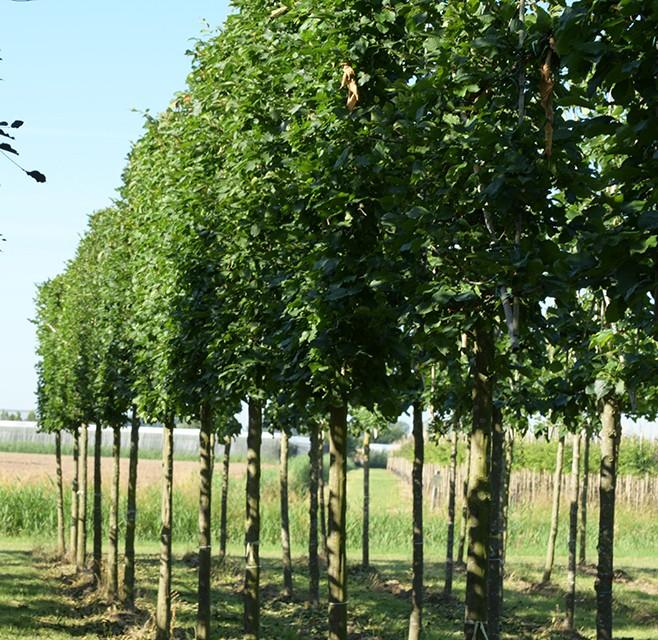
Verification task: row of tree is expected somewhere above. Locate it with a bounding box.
[34,1,657,639]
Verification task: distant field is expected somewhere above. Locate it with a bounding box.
[0,451,256,487]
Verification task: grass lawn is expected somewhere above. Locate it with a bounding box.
[0,468,656,639]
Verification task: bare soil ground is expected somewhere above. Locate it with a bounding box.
[0,451,252,488]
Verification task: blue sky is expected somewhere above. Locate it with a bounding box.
[0,1,230,410]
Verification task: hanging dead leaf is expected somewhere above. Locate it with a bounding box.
[539,36,556,158]
[340,63,359,112]
[269,5,289,19]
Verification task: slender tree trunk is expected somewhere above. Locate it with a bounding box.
[362,430,371,569]
[70,427,80,564]
[106,425,121,600]
[566,432,581,631]
[92,422,103,586]
[408,401,424,640]
[596,399,621,640]
[196,403,214,640]
[53,430,66,558]
[107,426,121,602]
[308,425,320,605]
[218,434,232,562]
[244,398,262,640]
[487,406,505,640]
[328,404,348,640]
[542,434,565,584]
[123,405,140,608]
[77,424,88,571]
[155,418,175,640]
[464,317,494,640]
[444,425,458,596]
[319,428,328,562]
[457,433,472,567]
[280,430,293,598]
[578,430,590,566]
[501,429,514,564]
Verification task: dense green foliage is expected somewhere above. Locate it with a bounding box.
[31,1,658,638]
[398,434,658,476]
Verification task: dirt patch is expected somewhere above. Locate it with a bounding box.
[0,451,254,488]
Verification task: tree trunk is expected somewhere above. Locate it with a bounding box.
[70,427,80,564]
[244,398,262,640]
[444,425,458,596]
[457,433,472,567]
[106,425,121,600]
[596,399,621,640]
[487,405,505,640]
[319,427,328,562]
[464,317,493,640]
[218,434,232,562]
[280,430,293,598]
[578,430,590,566]
[155,418,175,640]
[55,431,66,558]
[566,432,581,631]
[407,401,424,640]
[362,430,371,569]
[501,429,514,564]
[196,403,214,640]
[542,434,565,584]
[123,405,140,608]
[308,424,320,605]
[92,422,103,586]
[77,424,88,571]
[328,404,348,640]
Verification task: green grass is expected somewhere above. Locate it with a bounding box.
[0,467,657,638]
[1,468,656,559]
[0,539,656,639]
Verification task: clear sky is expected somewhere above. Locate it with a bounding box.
[0,0,230,410]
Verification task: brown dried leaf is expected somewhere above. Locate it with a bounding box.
[269,5,289,19]
[539,36,556,158]
[340,63,359,112]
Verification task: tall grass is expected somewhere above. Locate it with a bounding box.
[1,470,656,558]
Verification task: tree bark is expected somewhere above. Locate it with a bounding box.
[542,434,565,584]
[457,433,472,567]
[464,317,493,640]
[578,430,590,566]
[244,398,262,640]
[92,422,103,586]
[106,425,121,600]
[55,430,66,558]
[77,423,88,571]
[196,402,214,640]
[123,405,140,608]
[155,417,174,640]
[70,427,80,564]
[487,405,505,640]
[319,427,328,562]
[328,404,348,640]
[362,430,371,569]
[566,432,581,631]
[280,430,293,598]
[308,424,320,605]
[596,399,621,640]
[501,429,514,565]
[218,434,232,562]
[407,401,424,640]
[444,425,458,596]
